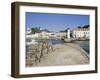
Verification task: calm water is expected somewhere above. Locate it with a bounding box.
[36,38,64,45]
[48,38,64,45]
[49,39,89,54]
[73,41,89,53]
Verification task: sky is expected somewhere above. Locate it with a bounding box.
[26,12,89,32]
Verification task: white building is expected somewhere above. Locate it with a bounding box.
[55,32,67,38]
[26,33,40,39]
[40,31,50,39]
[73,28,90,39]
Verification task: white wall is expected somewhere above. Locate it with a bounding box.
[0,0,100,80]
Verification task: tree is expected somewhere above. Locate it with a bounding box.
[83,25,90,28]
[31,27,41,34]
[77,26,82,28]
[64,28,69,33]
[60,30,64,32]
[60,28,69,32]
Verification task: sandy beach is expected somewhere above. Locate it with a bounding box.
[29,43,89,67]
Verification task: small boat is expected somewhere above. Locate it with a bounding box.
[63,38,72,43]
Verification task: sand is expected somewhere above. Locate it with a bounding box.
[34,43,89,67]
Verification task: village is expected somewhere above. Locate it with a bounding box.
[26,25,90,67]
[26,25,90,45]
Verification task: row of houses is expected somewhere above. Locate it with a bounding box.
[26,27,90,45]
[72,27,90,39]
[26,28,67,39]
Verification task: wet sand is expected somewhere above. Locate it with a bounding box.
[34,43,89,67]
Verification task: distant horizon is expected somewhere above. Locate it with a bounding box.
[26,12,89,32]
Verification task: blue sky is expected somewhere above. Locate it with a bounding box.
[26,12,89,32]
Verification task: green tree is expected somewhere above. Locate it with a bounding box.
[83,25,90,28]
[77,26,82,28]
[31,27,41,34]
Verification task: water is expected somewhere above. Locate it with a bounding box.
[73,41,89,53]
[49,38,64,45]
[36,38,64,45]
[49,39,90,54]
